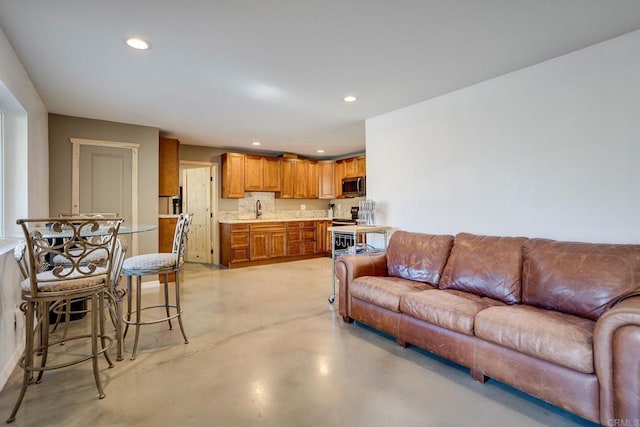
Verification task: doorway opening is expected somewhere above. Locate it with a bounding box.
[180,161,219,265]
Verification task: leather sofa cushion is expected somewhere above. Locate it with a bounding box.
[386,231,454,285]
[350,276,435,312]
[522,239,640,320]
[400,289,504,336]
[439,233,528,304]
[475,305,595,374]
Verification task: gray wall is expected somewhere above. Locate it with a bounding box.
[48,114,159,254]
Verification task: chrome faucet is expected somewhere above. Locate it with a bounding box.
[256,200,262,218]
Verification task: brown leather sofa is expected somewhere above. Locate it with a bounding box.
[335,231,640,425]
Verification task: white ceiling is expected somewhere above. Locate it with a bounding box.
[1,1,640,157]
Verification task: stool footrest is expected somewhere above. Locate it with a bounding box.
[122,304,183,326]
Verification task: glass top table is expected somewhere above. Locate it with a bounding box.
[10,223,157,239]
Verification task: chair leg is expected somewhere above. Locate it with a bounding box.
[60,297,72,344]
[163,273,173,330]
[131,276,142,360]
[123,275,132,340]
[113,291,124,362]
[99,292,114,368]
[35,302,51,384]
[90,294,106,399]
[175,274,189,345]
[7,303,35,423]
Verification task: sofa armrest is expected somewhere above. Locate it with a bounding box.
[334,253,388,318]
[594,295,640,425]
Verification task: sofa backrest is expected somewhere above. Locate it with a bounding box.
[439,233,528,304]
[522,239,640,320]
[386,231,454,285]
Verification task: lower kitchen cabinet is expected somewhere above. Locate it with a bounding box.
[221,223,250,266]
[250,223,286,260]
[220,220,327,268]
[286,221,317,256]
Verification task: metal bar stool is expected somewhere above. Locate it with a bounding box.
[7,217,122,423]
[122,213,192,360]
[50,213,121,348]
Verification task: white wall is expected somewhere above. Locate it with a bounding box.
[0,23,48,390]
[366,29,640,244]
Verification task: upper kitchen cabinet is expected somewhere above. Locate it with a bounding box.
[306,160,319,199]
[339,155,366,179]
[159,137,180,196]
[355,155,366,177]
[222,152,246,198]
[318,161,336,199]
[245,155,281,192]
[279,158,316,199]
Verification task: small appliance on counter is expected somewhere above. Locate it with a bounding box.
[171,186,183,214]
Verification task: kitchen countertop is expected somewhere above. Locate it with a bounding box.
[219,217,330,224]
[158,214,181,218]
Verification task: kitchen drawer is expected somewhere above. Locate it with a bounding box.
[250,222,285,232]
[302,229,316,240]
[231,232,249,247]
[231,224,250,232]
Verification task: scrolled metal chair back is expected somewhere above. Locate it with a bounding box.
[17,217,123,296]
[171,213,193,261]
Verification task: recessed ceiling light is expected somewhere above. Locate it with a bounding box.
[126,38,150,50]
[343,95,357,103]
[317,149,325,153]
[252,141,261,146]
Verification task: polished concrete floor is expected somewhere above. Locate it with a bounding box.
[0,258,596,426]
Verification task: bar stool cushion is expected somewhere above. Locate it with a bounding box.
[21,267,108,292]
[122,253,180,273]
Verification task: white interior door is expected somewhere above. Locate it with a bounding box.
[79,145,132,221]
[79,144,133,250]
[183,167,212,263]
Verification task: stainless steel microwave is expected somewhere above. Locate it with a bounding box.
[342,176,366,197]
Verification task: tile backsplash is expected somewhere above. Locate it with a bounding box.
[218,192,330,222]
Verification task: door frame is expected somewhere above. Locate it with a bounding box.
[180,160,219,265]
[70,137,140,254]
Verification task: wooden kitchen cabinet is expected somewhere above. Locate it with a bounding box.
[335,160,345,198]
[355,155,366,177]
[244,155,263,191]
[245,155,281,192]
[316,220,331,255]
[279,159,294,198]
[279,158,313,199]
[286,221,317,255]
[318,161,336,199]
[263,157,281,191]
[221,219,325,267]
[159,137,180,196]
[249,222,286,261]
[220,223,250,266]
[306,160,319,199]
[222,153,245,198]
[293,160,308,198]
